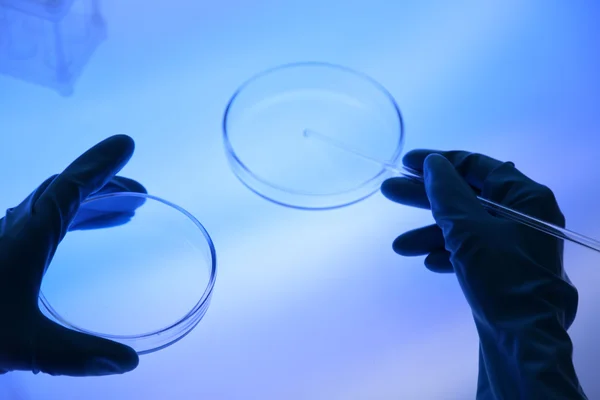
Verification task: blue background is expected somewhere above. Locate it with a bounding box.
[1,0,600,398]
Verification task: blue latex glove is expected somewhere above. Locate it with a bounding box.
[0,135,145,377]
[381,150,587,400]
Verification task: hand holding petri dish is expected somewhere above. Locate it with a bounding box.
[223,62,600,253]
[39,192,217,355]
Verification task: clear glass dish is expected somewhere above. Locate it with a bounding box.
[38,192,217,355]
[223,62,404,210]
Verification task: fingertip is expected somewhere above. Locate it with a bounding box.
[119,345,140,373]
[82,331,139,374]
[392,235,410,256]
[98,135,135,165]
[402,149,443,170]
[392,235,425,257]
[94,342,139,374]
[423,153,453,181]
[424,251,454,273]
[380,177,402,199]
[380,177,431,208]
[108,135,135,152]
[423,153,447,166]
[422,153,485,219]
[35,318,141,377]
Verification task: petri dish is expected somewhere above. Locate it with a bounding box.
[38,192,217,355]
[223,62,404,210]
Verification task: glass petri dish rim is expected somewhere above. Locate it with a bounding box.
[38,191,218,355]
[222,61,405,210]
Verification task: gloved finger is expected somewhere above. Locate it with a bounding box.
[32,135,135,242]
[424,250,453,273]
[382,150,507,208]
[1,175,59,233]
[97,176,146,196]
[68,177,147,231]
[405,150,564,225]
[25,175,58,210]
[480,162,565,226]
[403,149,506,191]
[392,224,444,256]
[35,317,138,377]
[380,177,431,209]
[423,154,490,252]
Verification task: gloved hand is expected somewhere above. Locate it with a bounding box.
[381,150,587,400]
[0,135,145,377]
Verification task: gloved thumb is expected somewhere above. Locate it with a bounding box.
[423,154,490,252]
[34,316,139,377]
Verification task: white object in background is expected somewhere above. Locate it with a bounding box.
[0,0,106,96]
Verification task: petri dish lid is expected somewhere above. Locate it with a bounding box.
[223,62,404,210]
[39,192,217,355]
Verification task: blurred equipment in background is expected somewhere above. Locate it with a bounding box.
[0,0,106,96]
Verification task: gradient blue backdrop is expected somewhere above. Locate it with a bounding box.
[1,1,600,398]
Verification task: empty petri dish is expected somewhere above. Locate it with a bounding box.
[38,192,217,355]
[223,62,404,210]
